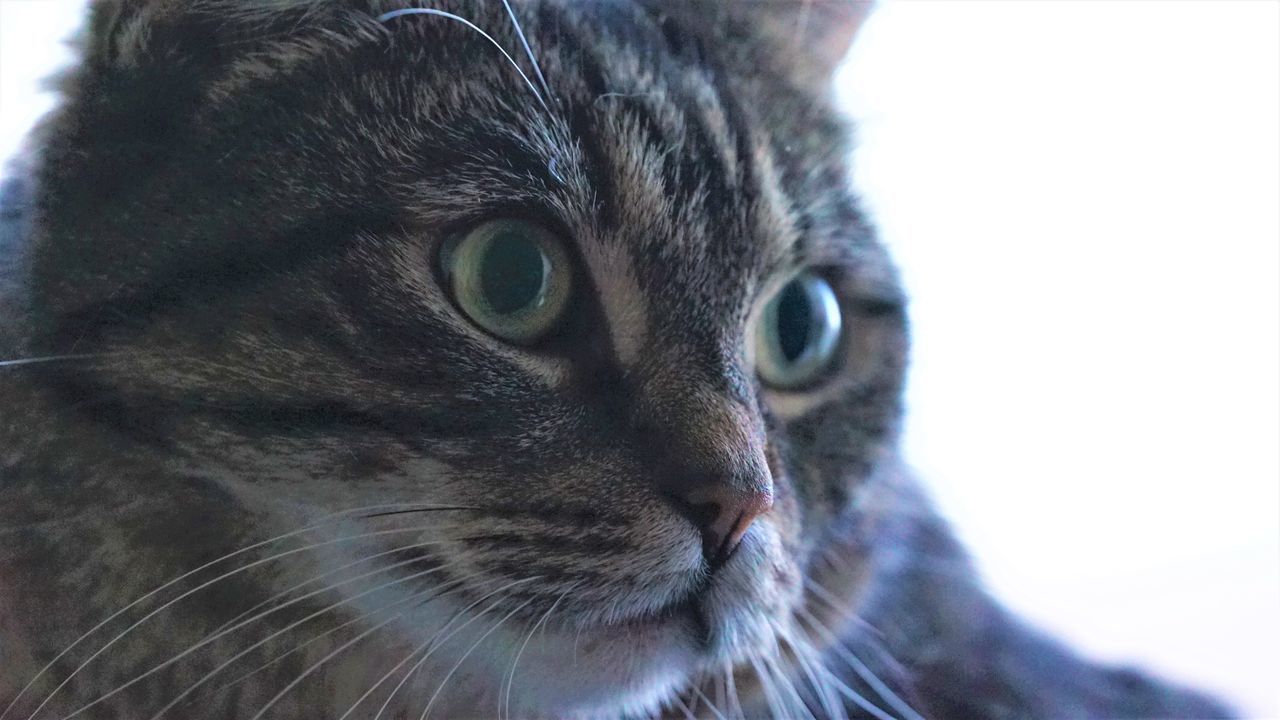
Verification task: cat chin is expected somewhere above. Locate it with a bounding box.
[496,618,704,719]
[492,531,800,718]
[374,599,703,718]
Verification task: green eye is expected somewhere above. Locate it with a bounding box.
[755,272,842,389]
[442,219,571,344]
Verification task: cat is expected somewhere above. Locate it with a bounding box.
[0,1,1235,718]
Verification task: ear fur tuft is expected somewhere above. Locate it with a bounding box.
[640,0,873,88]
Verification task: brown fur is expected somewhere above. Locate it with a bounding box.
[0,2,1231,718]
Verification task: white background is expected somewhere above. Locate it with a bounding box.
[2,1,1278,716]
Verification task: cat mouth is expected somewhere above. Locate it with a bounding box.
[595,536,767,652]
[603,583,716,648]
[613,595,699,629]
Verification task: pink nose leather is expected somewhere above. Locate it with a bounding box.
[676,482,774,565]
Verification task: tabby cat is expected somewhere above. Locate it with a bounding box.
[0,1,1234,718]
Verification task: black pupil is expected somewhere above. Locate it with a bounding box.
[776,281,814,363]
[480,231,546,315]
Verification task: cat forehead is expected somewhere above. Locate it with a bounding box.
[50,0,877,351]
[168,0,860,267]
[207,2,843,294]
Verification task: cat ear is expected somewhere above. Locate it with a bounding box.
[643,0,873,88]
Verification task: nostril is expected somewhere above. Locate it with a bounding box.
[666,486,773,567]
[679,499,722,536]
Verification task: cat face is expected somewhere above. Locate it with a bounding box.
[21,0,906,715]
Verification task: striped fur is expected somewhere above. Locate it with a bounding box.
[0,1,1231,718]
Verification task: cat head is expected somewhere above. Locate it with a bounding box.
[24,0,905,715]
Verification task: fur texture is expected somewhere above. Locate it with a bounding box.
[0,1,1233,718]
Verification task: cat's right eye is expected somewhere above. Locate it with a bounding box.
[755,272,843,389]
[440,219,572,344]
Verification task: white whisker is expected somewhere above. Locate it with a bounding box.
[774,620,848,720]
[724,662,747,720]
[331,571,490,720]
[370,576,538,720]
[209,534,462,636]
[796,601,925,720]
[794,608,902,720]
[802,575,877,636]
[207,614,342,698]
[686,675,705,719]
[499,0,552,102]
[12,504,464,720]
[147,560,474,719]
[692,683,729,720]
[419,591,540,720]
[337,641,424,720]
[749,655,785,720]
[501,583,575,720]
[763,647,815,720]
[808,657,900,720]
[248,613,403,720]
[377,8,549,114]
[671,692,698,720]
[61,547,469,719]
[499,621,539,720]
[0,352,126,368]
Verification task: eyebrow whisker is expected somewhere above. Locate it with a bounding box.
[376,7,550,115]
[500,0,553,104]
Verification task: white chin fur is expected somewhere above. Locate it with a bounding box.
[376,600,702,719]
[497,620,701,718]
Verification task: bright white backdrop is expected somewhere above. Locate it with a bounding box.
[840,2,1278,716]
[2,1,1277,716]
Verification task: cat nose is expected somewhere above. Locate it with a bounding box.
[668,481,773,566]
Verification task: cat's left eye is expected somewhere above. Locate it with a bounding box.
[441,219,572,344]
[755,272,843,389]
